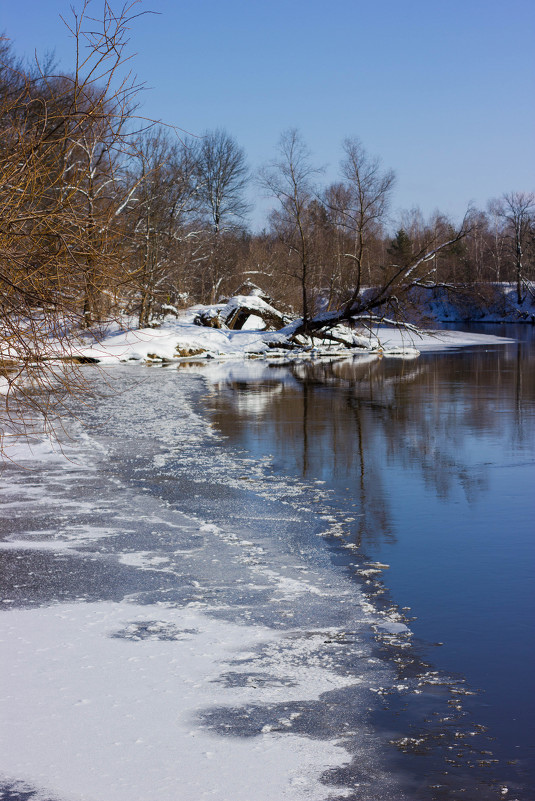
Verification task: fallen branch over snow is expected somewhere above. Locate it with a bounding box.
[193,294,374,351]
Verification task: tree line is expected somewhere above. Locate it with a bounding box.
[1,1,534,346]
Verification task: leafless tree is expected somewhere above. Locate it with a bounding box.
[0,1,150,451]
[188,129,250,302]
[330,137,395,301]
[289,211,474,339]
[491,191,535,303]
[191,128,249,235]
[126,129,205,325]
[259,129,323,323]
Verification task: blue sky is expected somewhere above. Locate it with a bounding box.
[2,0,534,230]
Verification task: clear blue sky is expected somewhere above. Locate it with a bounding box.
[2,0,534,231]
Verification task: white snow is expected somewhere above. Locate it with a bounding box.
[219,293,284,323]
[240,313,267,330]
[0,602,352,801]
[67,319,512,364]
[365,325,514,352]
[30,303,513,368]
[0,404,396,801]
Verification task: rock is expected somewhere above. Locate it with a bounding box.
[174,346,207,358]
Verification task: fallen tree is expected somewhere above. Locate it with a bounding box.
[293,220,473,338]
[194,216,474,350]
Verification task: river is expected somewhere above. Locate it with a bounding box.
[0,323,533,801]
[202,322,535,796]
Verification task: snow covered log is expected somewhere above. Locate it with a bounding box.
[195,294,291,332]
[192,292,377,351]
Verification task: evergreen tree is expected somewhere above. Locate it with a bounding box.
[387,229,413,267]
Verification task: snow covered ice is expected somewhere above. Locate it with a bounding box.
[0,364,412,801]
[0,320,521,801]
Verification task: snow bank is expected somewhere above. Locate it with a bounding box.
[41,309,513,367]
[408,283,535,324]
[364,325,514,352]
[2,292,518,371]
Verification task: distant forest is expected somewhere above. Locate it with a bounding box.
[1,3,534,341]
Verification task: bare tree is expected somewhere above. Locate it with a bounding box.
[126,129,204,325]
[192,128,249,234]
[188,129,250,302]
[491,191,535,303]
[330,137,395,302]
[0,1,149,450]
[259,129,322,323]
[286,210,474,340]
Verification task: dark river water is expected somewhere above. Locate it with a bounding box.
[204,323,535,797]
[1,323,533,801]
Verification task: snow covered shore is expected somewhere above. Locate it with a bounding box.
[406,282,535,324]
[63,306,514,366]
[1,291,519,383]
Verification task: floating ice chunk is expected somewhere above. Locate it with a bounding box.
[376,620,409,635]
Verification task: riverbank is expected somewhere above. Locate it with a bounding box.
[51,308,516,366]
[404,282,535,324]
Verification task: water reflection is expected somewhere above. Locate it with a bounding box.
[207,341,534,551]
[201,325,535,799]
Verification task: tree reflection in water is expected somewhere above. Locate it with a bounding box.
[202,326,535,799]
[208,340,534,550]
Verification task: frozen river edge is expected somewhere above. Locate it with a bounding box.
[0,328,519,801]
[0,362,417,801]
